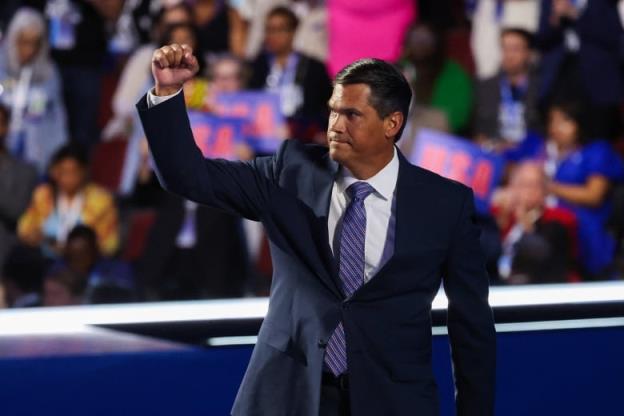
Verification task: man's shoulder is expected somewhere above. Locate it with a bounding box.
[277,139,329,163]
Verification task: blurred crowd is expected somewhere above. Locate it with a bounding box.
[1,0,624,309]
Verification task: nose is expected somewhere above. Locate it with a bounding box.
[328,112,345,134]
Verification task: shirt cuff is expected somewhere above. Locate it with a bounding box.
[146,88,182,108]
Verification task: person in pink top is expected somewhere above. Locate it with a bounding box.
[327,0,417,76]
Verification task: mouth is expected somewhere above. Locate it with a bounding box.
[328,137,350,145]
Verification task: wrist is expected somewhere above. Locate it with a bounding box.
[154,84,182,96]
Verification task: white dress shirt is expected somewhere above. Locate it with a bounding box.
[146,90,400,282]
[147,88,179,107]
[328,148,399,282]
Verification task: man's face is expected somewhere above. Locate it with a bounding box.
[510,164,546,210]
[501,33,530,76]
[327,83,390,166]
[264,14,295,55]
[211,59,242,93]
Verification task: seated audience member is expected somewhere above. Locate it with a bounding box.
[18,144,119,257]
[103,1,194,141]
[536,0,624,140]
[542,102,624,278]
[470,0,539,80]
[63,225,135,303]
[474,28,541,155]
[1,244,46,308]
[42,263,86,307]
[0,7,68,174]
[248,6,332,139]
[399,22,473,134]
[493,161,578,284]
[0,103,37,269]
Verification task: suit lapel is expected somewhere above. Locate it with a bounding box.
[352,151,427,297]
[310,153,343,298]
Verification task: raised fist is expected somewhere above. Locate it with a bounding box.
[151,43,200,96]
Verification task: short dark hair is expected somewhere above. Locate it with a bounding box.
[334,58,412,142]
[49,143,89,169]
[548,100,588,144]
[67,225,98,249]
[501,28,534,49]
[267,6,299,31]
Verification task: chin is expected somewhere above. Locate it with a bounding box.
[328,145,346,163]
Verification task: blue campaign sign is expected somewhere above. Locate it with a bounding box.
[409,128,505,213]
[188,111,245,160]
[214,91,285,154]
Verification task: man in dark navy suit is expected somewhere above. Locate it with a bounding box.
[138,43,496,416]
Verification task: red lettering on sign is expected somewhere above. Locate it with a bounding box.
[192,125,212,156]
[471,160,493,198]
[255,103,276,137]
[447,151,471,184]
[419,144,447,173]
[213,126,234,157]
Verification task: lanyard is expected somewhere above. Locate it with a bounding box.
[266,53,299,90]
[55,193,84,243]
[499,76,528,142]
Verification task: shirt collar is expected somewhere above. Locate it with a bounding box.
[337,147,399,201]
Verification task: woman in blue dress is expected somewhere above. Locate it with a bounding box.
[542,101,624,278]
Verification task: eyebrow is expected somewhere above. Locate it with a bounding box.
[327,102,363,116]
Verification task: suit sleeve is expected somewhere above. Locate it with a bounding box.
[442,187,496,416]
[136,91,282,221]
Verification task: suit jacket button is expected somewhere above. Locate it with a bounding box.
[318,339,327,348]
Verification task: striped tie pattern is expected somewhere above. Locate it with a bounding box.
[324,181,375,376]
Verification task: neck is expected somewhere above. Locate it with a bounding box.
[506,70,527,86]
[62,190,81,200]
[275,49,293,66]
[344,148,395,180]
[555,141,578,156]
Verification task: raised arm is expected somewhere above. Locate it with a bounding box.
[136,44,280,221]
[442,187,497,416]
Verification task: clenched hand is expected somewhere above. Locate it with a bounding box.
[151,43,200,96]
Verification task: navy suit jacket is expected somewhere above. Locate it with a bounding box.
[137,92,496,416]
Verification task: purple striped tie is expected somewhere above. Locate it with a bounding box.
[324,181,375,376]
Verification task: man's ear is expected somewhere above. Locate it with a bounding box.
[384,111,404,141]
